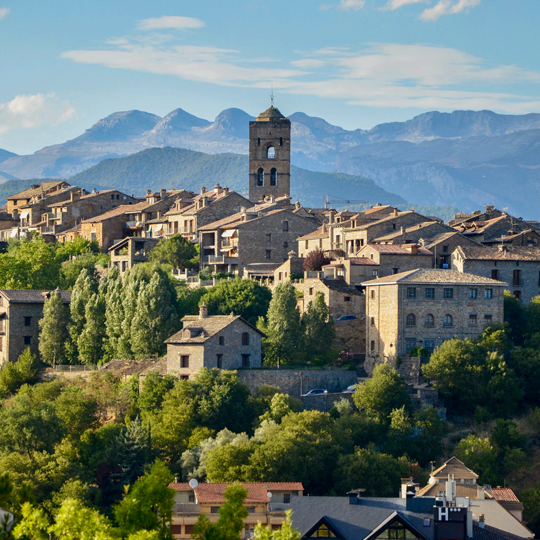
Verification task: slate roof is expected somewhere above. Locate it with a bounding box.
[362,269,507,287]
[364,244,433,256]
[82,202,148,223]
[6,181,70,200]
[361,205,394,215]
[297,227,328,241]
[100,356,168,376]
[0,290,71,304]
[348,257,379,266]
[320,279,364,296]
[455,245,540,262]
[374,222,449,242]
[473,523,530,540]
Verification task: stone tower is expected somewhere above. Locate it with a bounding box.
[248,106,291,202]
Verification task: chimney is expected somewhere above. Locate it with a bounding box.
[146,190,152,196]
[295,201,301,210]
[92,187,97,193]
[400,226,404,233]
[446,476,456,503]
[223,187,229,194]
[214,183,221,194]
[401,478,414,499]
[479,515,485,529]
[347,489,365,505]
[393,208,398,216]
[199,302,208,319]
[326,209,336,224]
[160,188,167,200]
[477,486,485,500]
[405,244,419,254]
[200,186,206,195]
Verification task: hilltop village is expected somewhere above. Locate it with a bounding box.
[2,106,540,539]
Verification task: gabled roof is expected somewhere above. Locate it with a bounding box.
[455,245,540,262]
[362,269,507,287]
[297,227,328,241]
[0,289,71,304]
[373,222,451,243]
[82,202,148,223]
[431,457,478,480]
[361,244,432,256]
[490,488,520,503]
[361,205,394,215]
[6,181,71,200]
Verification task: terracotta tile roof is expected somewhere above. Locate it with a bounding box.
[456,245,540,262]
[373,222,449,242]
[348,257,379,266]
[355,211,419,230]
[362,244,432,256]
[491,488,520,503]
[361,205,393,215]
[82,202,148,223]
[362,269,507,287]
[0,290,71,304]
[6,181,70,200]
[431,457,479,480]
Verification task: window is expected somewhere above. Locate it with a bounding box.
[257,168,264,186]
[242,354,251,367]
[309,288,314,295]
[513,269,521,286]
[372,270,378,277]
[344,296,351,302]
[266,250,272,260]
[406,313,416,326]
[442,245,449,253]
[370,317,375,326]
[283,493,291,504]
[24,336,31,345]
[24,316,32,326]
[372,520,421,540]
[425,314,434,327]
[370,340,375,351]
[283,241,288,249]
[211,507,220,514]
[0,337,3,351]
[242,332,250,346]
[443,288,453,299]
[469,288,478,299]
[443,314,453,327]
[180,355,189,368]
[283,221,289,232]
[0,320,4,333]
[492,269,499,280]
[371,290,376,299]
[393,268,399,274]
[469,314,478,326]
[309,524,337,538]
[425,288,435,298]
[514,290,521,299]
[484,314,493,324]
[170,525,182,535]
[180,375,189,380]
[392,223,396,230]
[217,354,223,368]
[405,339,417,353]
[246,507,256,514]
[270,168,278,186]
[257,137,260,146]
[267,146,276,159]
[219,336,225,345]
[485,288,493,299]
[266,234,272,243]
[406,287,416,298]
[335,235,340,245]
[425,339,435,352]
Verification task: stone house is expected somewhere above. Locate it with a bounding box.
[273,254,306,284]
[165,304,264,378]
[6,181,71,218]
[169,482,303,539]
[452,245,540,303]
[198,206,319,276]
[362,269,506,359]
[357,243,433,277]
[372,221,454,246]
[423,232,480,269]
[0,289,71,366]
[164,185,249,242]
[297,226,332,258]
[109,237,160,273]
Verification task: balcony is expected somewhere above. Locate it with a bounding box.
[173,503,200,515]
[268,503,291,513]
[207,255,238,265]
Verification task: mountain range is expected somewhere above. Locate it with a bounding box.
[2,108,540,217]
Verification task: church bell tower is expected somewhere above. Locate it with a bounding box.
[248,104,291,202]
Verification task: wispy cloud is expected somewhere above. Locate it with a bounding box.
[419,0,480,21]
[137,16,205,30]
[0,7,10,20]
[0,94,76,136]
[382,0,428,10]
[338,0,366,10]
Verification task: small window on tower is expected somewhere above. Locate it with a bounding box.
[270,168,278,186]
[257,168,264,186]
[280,137,283,146]
[257,137,260,146]
[267,146,276,159]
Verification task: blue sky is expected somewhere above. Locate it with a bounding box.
[1,0,540,154]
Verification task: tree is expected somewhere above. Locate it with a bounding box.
[138,371,176,414]
[39,291,71,366]
[303,249,330,272]
[353,364,412,423]
[193,483,248,540]
[0,348,39,398]
[103,265,124,361]
[484,352,522,417]
[302,292,336,363]
[12,502,50,540]
[77,292,107,365]
[411,407,447,465]
[54,386,99,441]
[259,281,303,365]
[454,435,500,485]
[200,279,272,326]
[253,510,300,540]
[521,483,540,537]
[148,234,198,270]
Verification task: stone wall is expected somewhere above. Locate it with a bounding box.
[237,369,357,397]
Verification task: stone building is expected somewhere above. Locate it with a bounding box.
[452,245,540,303]
[273,254,306,284]
[363,269,505,359]
[297,225,332,257]
[6,181,71,218]
[198,206,319,276]
[165,304,264,378]
[109,237,160,273]
[0,289,71,366]
[424,231,480,269]
[249,106,291,202]
[169,482,303,539]
[357,243,433,277]
[373,221,454,246]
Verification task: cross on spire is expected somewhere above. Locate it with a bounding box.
[270,85,274,107]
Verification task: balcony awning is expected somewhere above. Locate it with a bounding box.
[9,229,18,238]
[220,246,235,252]
[221,230,236,238]
[20,211,29,219]
[155,224,163,231]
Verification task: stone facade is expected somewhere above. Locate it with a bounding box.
[249,107,291,202]
[363,269,506,360]
[274,256,305,284]
[424,232,480,269]
[0,290,71,366]
[166,306,264,378]
[7,181,71,218]
[452,245,540,303]
[109,237,160,273]
[357,244,433,277]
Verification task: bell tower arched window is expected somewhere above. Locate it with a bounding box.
[267,146,276,159]
[270,168,278,186]
[257,168,264,186]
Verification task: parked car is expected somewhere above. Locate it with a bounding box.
[302,389,328,396]
[336,315,357,321]
[342,384,358,393]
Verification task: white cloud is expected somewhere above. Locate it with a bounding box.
[338,0,366,11]
[419,0,480,21]
[382,0,429,10]
[0,94,76,136]
[137,16,205,30]
[0,7,10,20]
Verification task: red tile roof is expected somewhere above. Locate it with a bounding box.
[491,488,520,502]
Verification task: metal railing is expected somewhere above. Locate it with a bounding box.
[173,503,200,514]
[269,503,291,512]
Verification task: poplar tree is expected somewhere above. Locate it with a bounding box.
[103,265,124,361]
[38,291,70,366]
[302,292,336,363]
[77,293,106,365]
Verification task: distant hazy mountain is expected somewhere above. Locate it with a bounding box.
[0,148,17,164]
[3,108,540,216]
[69,147,407,209]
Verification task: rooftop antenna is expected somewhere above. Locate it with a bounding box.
[270,85,274,107]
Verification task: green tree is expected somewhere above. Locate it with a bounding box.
[484,352,523,417]
[504,291,525,345]
[259,281,303,365]
[12,502,50,540]
[54,386,99,441]
[138,371,176,415]
[353,364,412,423]
[253,510,300,540]
[38,291,70,366]
[0,348,39,398]
[509,347,540,407]
[103,265,124,361]
[411,407,447,465]
[454,434,500,485]
[148,234,198,270]
[521,483,540,537]
[200,279,272,326]
[77,292,107,365]
[301,292,336,363]
[54,237,99,263]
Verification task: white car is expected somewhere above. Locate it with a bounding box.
[342,384,358,393]
[303,389,328,396]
